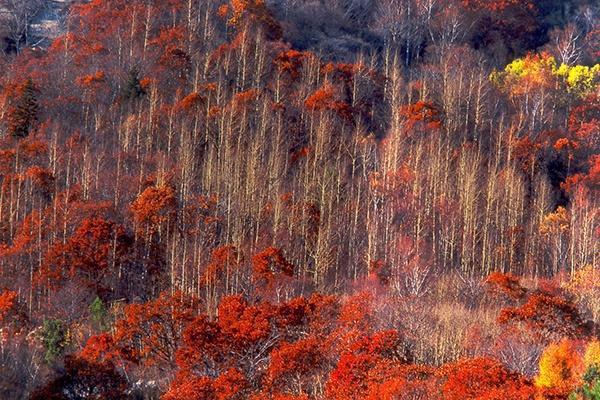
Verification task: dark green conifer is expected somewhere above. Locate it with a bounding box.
[121,67,146,101]
[8,78,39,139]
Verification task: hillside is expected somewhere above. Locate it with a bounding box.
[0,0,598,398]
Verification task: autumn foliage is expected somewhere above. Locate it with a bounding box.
[0,0,597,398]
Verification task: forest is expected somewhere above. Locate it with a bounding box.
[0,0,598,398]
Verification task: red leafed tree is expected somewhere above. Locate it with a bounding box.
[512,136,542,177]
[0,290,18,323]
[348,330,410,363]
[586,155,600,191]
[275,294,340,339]
[79,333,121,365]
[40,216,132,294]
[568,94,599,152]
[169,296,284,397]
[365,365,440,400]
[213,368,249,400]
[336,292,376,346]
[326,352,395,400]
[441,357,535,400]
[164,368,248,400]
[6,78,40,139]
[266,337,326,395]
[0,290,26,329]
[131,185,177,237]
[274,50,311,78]
[203,245,242,314]
[174,314,226,374]
[305,84,352,120]
[175,92,205,115]
[252,247,294,292]
[399,101,442,132]
[172,295,279,387]
[24,165,54,201]
[113,291,198,371]
[226,0,282,40]
[498,292,592,342]
[485,272,527,302]
[217,295,274,345]
[162,375,216,400]
[326,330,410,400]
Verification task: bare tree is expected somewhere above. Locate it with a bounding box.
[548,24,583,65]
[0,0,45,53]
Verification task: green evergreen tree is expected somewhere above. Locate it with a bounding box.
[121,67,146,101]
[7,78,39,139]
[41,319,67,364]
[570,366,600,400]
[89,296,108,331]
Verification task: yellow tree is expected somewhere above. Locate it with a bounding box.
[539,206,571,275]
[535,339,583,396]
[584,340,600,371]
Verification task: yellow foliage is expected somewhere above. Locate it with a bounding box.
[535,339,583,393]
[492,52,600,97]
[498,53,556,94]
[584,341,600,370]
[564,265,600,324]
[564,64,600,94]
[539,206,570,236]
[228,0,267,25]
[567,265,600,292]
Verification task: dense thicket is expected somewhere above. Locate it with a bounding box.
[0,0,598,398]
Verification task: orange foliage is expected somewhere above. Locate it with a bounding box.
[512,136,542,174]
[79,333,120,365]
[535,339,583,396]
[217,4,230,19]
[164,368,248,400]
[113,291,198,369]
[0,290,18,323]
[441,357,535,399]
[275,293,340,336]
[24,166,54,198]
[40,216,131,291]
[485,272,527,301]
[326,330,411,400]
[131,186,177,234]
[498,292,590,341]
[203,245,241,286]
[568,94,599,148]
[162,375,215,400]
[587,154,600,190]
[365,365,439,400]
[76,71,106,87]
[226,0,282,39]
[305,84,352,119]
[217,295,274,344]
[539,206,570,236]
[175,315,225,372]
[176,92,205,113]
[399,101,442,131]
[274,50,310,78]
[554,137,579,153]
[233,89,259,108]
[252,247,294,289]
[326,352,392,400]
[267,337,325,392]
